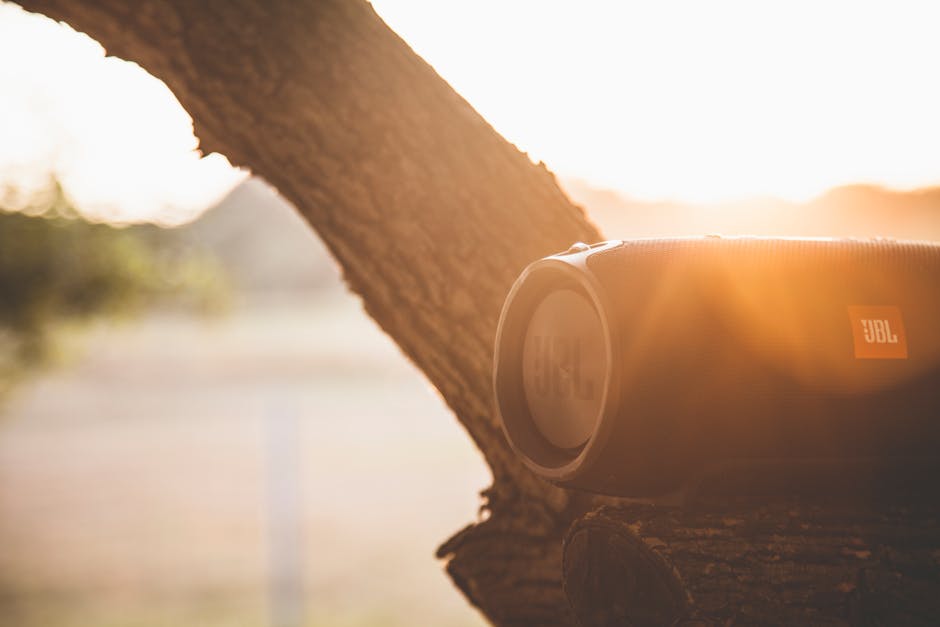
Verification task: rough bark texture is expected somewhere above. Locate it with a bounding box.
[15,1,940,625]
[565,501,940,626]
[17,1,598,623]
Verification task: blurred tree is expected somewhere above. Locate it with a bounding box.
[15,1,940,625]
[0,208,228,395]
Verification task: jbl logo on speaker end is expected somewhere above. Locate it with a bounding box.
[848,305,908,359]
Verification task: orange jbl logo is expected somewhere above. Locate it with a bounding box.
[847,306,908,359]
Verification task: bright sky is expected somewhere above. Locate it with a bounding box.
[0,3,244,225]
[2,1,940,223]
[371,0,940,203]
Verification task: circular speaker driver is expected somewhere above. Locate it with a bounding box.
[521,289,608,449]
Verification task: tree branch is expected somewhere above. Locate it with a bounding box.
[15,0,601,622]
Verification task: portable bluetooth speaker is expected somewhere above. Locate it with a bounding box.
[493,237,940,497]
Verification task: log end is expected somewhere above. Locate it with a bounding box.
[563,507,690,627]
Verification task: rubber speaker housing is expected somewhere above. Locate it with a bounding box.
[493,237,940,497]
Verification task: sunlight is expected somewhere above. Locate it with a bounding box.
[371,0,940,204]
[0,3,244,225]
[2,1,940,223]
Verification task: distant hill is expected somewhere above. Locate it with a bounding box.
[165,176,940,296]
[561,178,940,242]
[165,178,343,294]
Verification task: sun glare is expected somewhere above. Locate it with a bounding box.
[2,1,940,223]
[0,3,244,225]
[371,0,940,204]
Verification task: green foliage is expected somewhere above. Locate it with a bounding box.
[0,210,230,394]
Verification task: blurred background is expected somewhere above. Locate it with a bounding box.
[0,179,493,627]
[1,1,940,626]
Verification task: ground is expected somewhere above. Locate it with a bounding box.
[0,293,490,627]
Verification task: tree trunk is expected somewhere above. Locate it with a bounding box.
[15,1,940,625]
[17,0,598,623]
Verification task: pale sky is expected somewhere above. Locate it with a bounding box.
[0,3,244,225]
[2,1,940,223]
[371,0,940,203]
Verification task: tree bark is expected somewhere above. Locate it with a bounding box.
[15,1,940,625]
[17,0,598,623]
[565,501,940,626]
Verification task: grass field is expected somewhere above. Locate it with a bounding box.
[0,292,491,627]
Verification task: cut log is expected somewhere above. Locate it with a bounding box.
[564,502,940,626]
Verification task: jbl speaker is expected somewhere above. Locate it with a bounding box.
[493,237,940,497]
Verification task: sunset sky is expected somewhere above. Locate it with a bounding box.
[1,1,940,222]
[372,0,940,203]
[0,3,243,224]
